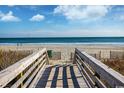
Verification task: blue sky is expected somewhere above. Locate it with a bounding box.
[0,5,124,37]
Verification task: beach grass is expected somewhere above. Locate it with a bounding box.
[0,50,32,71]
[103,59,124,75]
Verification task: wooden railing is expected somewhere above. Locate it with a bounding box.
[74,48,124,88]
[0,48,49,88]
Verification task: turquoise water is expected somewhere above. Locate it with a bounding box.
[0,37,124,44]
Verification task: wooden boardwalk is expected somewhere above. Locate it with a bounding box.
[35,64,88,88]
[0,48,124,88]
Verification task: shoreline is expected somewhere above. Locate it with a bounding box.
[0,43,124,50]
[1,42,124,45]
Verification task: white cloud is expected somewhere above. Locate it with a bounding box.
[0,11,4,17]
[0,11,20,22]
[112,13,124,21]
[54,5,111,20]
[29,14,45,22]
[8,5,15,7]
[116,15,124,21]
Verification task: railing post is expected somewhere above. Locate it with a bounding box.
[45,49,49,65]
[20,72,23,87]
[73,48,76,64]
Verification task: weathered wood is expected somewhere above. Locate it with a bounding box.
[29,63,47,88]
[73,65,88,88]
[0,48,48,87]
[45,51,50,65]
[74,48,124,87]
[94,76,106,88]
[76,62,92,88]
[76,54,95,75]
[11,54,46,88]
[76,59,95,88]
[22,59,46,88]
[34,64,88,88]
[76,54,106,88]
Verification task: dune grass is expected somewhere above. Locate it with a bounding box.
[0,50,32,71]
[103,59,124,75]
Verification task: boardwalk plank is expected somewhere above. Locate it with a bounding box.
[35,65,52,88]
[51,65,60,88]
[57,66,63,87]
[35,64,88,88]
[73,65,88,88]
[63,65,68,88]
[46,65,56,87]
[67,65,74,88]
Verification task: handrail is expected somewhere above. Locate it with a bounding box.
[0,48,49,88]
[74,48,124,88]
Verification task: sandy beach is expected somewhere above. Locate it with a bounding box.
[0,44,124,61]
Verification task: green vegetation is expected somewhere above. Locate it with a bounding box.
[0,50,32,71]
[47,50,52,58]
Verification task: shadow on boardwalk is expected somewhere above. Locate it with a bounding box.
[36,65,81,88]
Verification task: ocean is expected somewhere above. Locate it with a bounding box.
[0,37,124,45]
